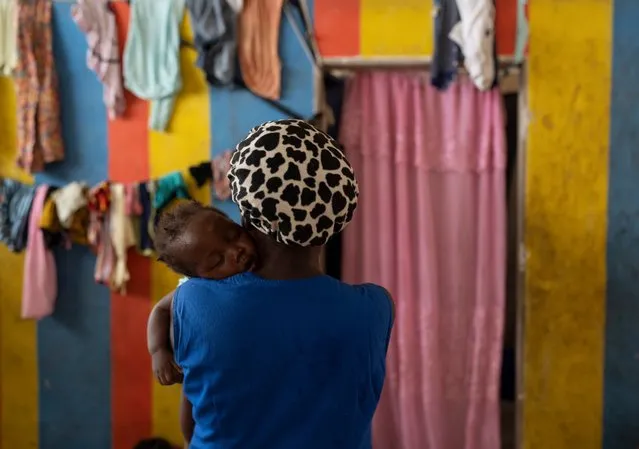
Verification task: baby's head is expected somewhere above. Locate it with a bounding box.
[155,201,257,279]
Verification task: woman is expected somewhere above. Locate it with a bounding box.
[171,120,394,448]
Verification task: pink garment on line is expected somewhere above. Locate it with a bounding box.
[72,0,125,119]
[340,72,506,449]
[22,185,57,320]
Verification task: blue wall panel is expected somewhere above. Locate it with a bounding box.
[35,5,111,449]
[605,0,639,447]
[210,2,315,220]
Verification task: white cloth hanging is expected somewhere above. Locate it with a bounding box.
[449,0,496,91]
[0,0,17,76]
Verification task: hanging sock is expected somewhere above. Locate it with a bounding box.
[0,0,17,76]
[431,0,461,89]
[186,0,239,86]
[22,185,57,320]
[449,0,496,91]
[123,0,185,131]
[238,0,284,100]
[14,0,65,172]
[72,0,126,119]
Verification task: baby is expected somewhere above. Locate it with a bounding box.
[147,200,257,445]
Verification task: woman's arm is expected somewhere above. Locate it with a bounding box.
[147,291,183,385]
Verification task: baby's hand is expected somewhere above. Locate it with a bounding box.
[152,349,183,385]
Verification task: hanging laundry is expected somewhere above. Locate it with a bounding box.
[51,181,88,228]
[87,181,110,247]
[39,183,90,247]
[186,0,239,86]
[124,183,142,216]
[211,150,232,201]
[188,161,213,188]
[0,0,17,76]
[71,0,126,119]
[238,0,284,100]
[22,185,57,320]
[153,171,190,212]
[138,182,154,255]
[123,0,185,132]
[431,0,460,89]
[14,0,65,172]
[225,0,242,13]
[0,178,36,252]
[513,0,528,63]
[450,0,496,91]
[109,184,136,294]
[87,182,114,285]
[94,217,115,285]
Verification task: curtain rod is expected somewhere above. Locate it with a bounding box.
[322,55,519,70]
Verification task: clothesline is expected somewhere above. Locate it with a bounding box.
[0,155,238,320]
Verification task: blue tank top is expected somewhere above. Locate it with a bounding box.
[173,273,393,449]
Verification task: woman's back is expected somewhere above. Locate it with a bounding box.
[173,274,393,449]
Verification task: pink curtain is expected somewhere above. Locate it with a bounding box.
[340,72,506,449]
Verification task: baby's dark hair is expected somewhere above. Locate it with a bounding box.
[154,200,227,277]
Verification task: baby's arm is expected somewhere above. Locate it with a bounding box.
[147,291,183,385]
[180,390,194,447]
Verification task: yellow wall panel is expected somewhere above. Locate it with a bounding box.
[149,18,211,445]
[523,1,611,448]
[0,77,38,449]
[360,0,433,56]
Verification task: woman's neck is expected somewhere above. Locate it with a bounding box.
[253,246,324,280]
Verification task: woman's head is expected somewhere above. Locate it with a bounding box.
[154,201,257,279]
[228,119,358,248]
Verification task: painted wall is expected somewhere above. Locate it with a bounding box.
[525,0,639,449]
[0,2,313,448]
[3,1,639,449]
[314,0,520,57]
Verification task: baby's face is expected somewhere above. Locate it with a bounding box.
[179,210,257,280]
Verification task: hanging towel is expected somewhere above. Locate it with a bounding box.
[186,0,238,86]
[153,171,190,212]
[238,0,284,100]
[0,0,17,76]
[513,0,528,63]
[450,0,496,91]
[22,185,57,320]
[431,0,460,89]
[109,183,136,293]
[0,178,36,252]
[14,0,65,173]
[51,181,88,228]
[72,0,126,119]
[123,0,185,131]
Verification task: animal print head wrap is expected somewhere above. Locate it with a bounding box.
[228,119,358,246]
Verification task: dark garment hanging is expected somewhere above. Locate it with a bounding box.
[138,182,153,253]
[186,0,238,86]
[0,178,37,252]
[189,161,214,187]
[431,0,461,89]
[41,185,63,249]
